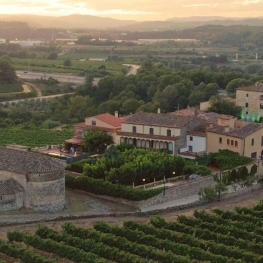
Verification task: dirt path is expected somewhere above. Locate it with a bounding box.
[0,188,262,240]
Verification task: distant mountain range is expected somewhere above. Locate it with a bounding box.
[1,14,263,31]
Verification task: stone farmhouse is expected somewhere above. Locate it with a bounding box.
[236,82,263,122]
[0,147,66,212]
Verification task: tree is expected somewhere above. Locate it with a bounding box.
[47,52,58,60]
[63,58,72,67]
[83,130,113,153]
[208,98,242,118]
[226,78,253,93]
[0,59,17,84]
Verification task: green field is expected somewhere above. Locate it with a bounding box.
[0,83,23,93]
[12,57,126,73]
[2,202,263,263]
[0,128,73,147]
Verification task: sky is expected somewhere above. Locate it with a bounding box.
[1,0,263,20]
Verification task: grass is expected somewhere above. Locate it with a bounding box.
[0,83,23,93]
[12,58,127,73]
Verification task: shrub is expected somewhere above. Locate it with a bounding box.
[65,175,163,201]
[66,158,96,173]
[183,164,211,176]
[250,164,258,176]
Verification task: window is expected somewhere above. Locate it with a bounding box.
[245,102,249,107]
[262,136,263,146]
[91,120,96,126]
[246,111,248,115]
[260,104,263,109]
[252,138,254,146]
[235,141,238,147]
[132,126,136,133]
[149,127,154,135]
[246,94,249,97]
[227,139,230,145]
[231,140,234,146]
[190,136,193,141]
[251,152,257,159]
[219,137,222,144]
[167,129,171,136]
[189,146,193,152]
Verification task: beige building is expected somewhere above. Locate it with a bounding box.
[236,83,263,122]
[207,116,263,159]
[116,111,206,155]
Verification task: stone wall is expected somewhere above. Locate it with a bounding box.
[138,176,215,209]
[76,176,215,209]
[0,169,66,212]
[221,183,262,200]
[26,176,65,212]
[0,192,24,212]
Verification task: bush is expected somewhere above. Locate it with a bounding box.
[65,175,163,201]
[183,164,211,176]
[66,158,96,173]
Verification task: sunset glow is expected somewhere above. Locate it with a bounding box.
[0,0,263,20]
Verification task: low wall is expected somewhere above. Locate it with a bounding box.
[138,176,215,209]
[221,183,262,200]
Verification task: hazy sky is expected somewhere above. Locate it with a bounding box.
[1,0,263,20]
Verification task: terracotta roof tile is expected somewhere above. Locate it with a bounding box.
[0,179,24,195]
[207,122,263,138]
[124,112,195,127]
[0,148,66,175]
[236,83,263,92]
[95,113,121,127]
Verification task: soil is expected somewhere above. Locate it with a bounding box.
[0,188,262,241]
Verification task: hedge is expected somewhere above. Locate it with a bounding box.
[65,175,163,201]
[66,158,96,173]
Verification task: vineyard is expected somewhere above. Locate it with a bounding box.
[0,128,73,147]
[2,202,263,262]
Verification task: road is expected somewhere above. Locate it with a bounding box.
[16,65,140,85]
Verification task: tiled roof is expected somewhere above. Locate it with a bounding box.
[236,83,263,92]
[0,147,66,175]
[197,112,221,124]
[171,108,205,117]
[0,179,24,195]
[207,122,263,138]
[95,113,121,127]
[124,112,194,127]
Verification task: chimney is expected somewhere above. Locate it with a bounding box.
[114,111,119,117]
[224,126,230,132]
[157,108,161,114]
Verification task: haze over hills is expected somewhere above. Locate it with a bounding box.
[0,14,137,29]
[1,14,263,31]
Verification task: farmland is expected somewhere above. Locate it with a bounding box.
[1,202,263,262]
[12,58,126,74]
[0,84,23,94]
[0,128,73,147]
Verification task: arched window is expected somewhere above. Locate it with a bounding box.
[231,140,234,146]
[219,137,222,143]
[227,139,230,145]
[235,141,238,147]
[252,138,254,146]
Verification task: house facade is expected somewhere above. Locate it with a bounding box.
[0,148,66,212]
[116,111,206,155]
[207,120,263,159]
[236,83,263,121]
[65,112,122,147]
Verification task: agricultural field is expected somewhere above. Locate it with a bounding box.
[0,128,73,147]
[12,58,126,74]
[0,83,23,93]
[1,202,263,263]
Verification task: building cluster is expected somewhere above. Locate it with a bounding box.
[68,95,263,160]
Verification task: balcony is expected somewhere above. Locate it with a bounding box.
[117,131,179,141]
